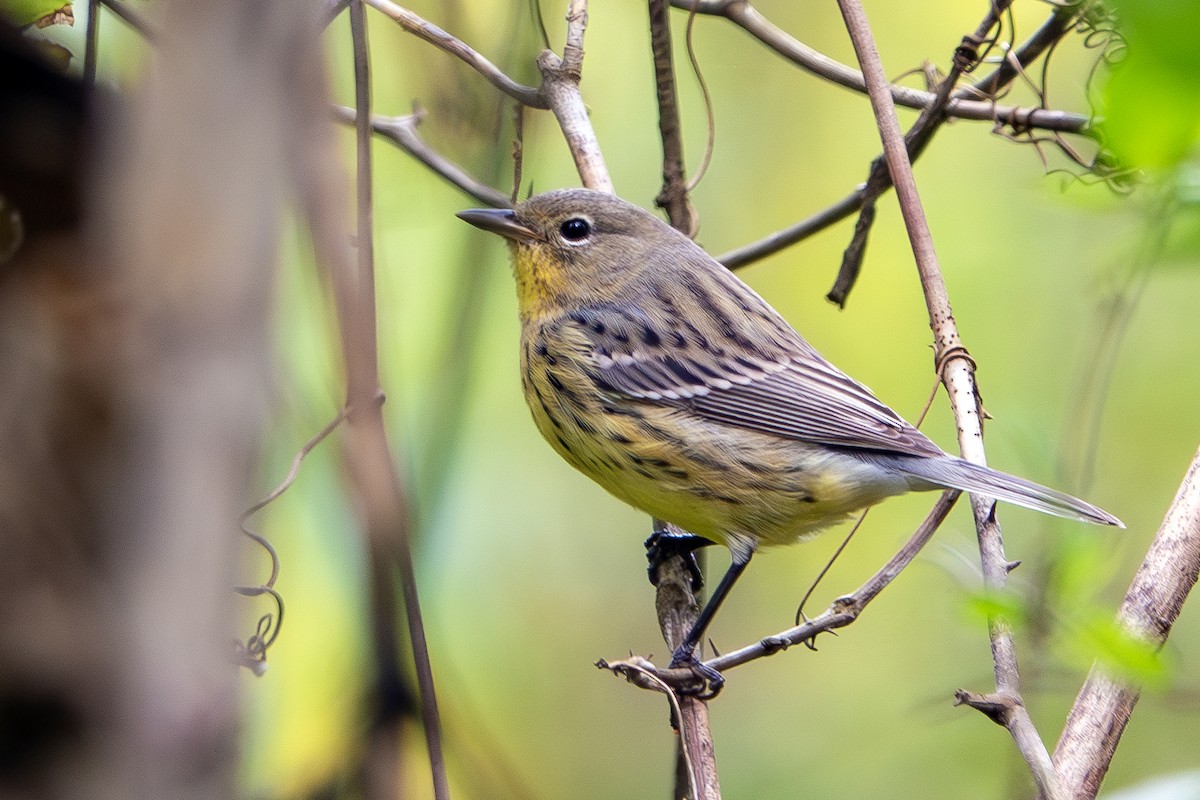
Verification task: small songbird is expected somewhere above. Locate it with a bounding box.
[457,188,1122,677]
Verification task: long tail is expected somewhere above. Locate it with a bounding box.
[876,454,1124,528]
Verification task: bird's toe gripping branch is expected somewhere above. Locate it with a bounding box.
[645,529,713,591]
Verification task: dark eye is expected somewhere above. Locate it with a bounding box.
[559,217,591,241]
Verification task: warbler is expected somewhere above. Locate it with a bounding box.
[458,188,1121,672]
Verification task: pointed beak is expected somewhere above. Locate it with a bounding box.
[456,208,541,243]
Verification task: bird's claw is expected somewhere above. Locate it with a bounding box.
[668,645,725,698]
[645,531,710,591]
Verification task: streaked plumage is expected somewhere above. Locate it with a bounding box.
[458,188,1121,672]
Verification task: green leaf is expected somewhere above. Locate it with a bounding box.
[962,591,1029,628]
[1067,614,1168,687]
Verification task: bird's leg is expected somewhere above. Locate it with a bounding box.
[644,527,713,592]
[667,548,754,691]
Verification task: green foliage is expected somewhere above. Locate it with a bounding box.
[964,590,1031,629]
[1103,0,1200,169]
[0,0,71,27]
[1070,613,1168,686]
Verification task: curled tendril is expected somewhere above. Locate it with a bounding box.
[969,0,1132,192]
[233,407,349,674]
[232,595,283,676]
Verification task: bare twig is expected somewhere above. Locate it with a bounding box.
[98,0,157,40]
[345,5,451,798]
[834,1,1059,796]
[593,491,956,696]
[649,0,698,236]
[648,524,722,800]
[596,656,700,800]
[670,0,1089,132]
[718,191,862,268]
[681,5,716,193]
[1054,446,1200,800]
[347,1,378,416]
[827,0,1013,307]
[697,491,958,674]
[537,0,613,192]
[83,0,100,85]
[645,5,719,795]
[714,2,1093,271]
[793,509,868,624]
[363,0,548,108]
[332,105,511,208]
[512,104,526,204]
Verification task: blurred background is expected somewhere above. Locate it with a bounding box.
[8,0,1200,798]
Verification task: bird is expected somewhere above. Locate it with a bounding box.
[457,188,1122,680]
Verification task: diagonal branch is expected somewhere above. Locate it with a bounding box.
[99,0,158,39]
[363,0,548,108]
[332,105,512,207]
[699,491,959,675]
[834,0,1060,797]
[670,0,1089,132]
[1054,445,1200,800]
[827,0,1014,307]
[714,1,1093,271]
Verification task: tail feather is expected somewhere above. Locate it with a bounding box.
[878,454,1124,528]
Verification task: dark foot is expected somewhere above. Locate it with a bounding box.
[645,530,713,591]
[668,644,725,696]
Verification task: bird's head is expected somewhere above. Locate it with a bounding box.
[458,188,694,322]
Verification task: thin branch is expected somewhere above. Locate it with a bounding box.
[793,509,869,624]
[681,5,716,193]
[348,0,378,394]
[611,491,956,687]
[670,0,1089,132]
[596,658,701,800]
[716,1,1090,272]
[83,0,100,85]
[649,0,698,235]
[98,0,157,40]
[827,0,1013,307]
[649,525,722,800]
[363,0,548,109]
[511,104,526,204]
[1054,445,1200,800]
[645,6,719,796]
[537,0,613,192]
[718,191,862,268]
[332,105,512,208]
[346,5,451,798]
[703,491,957,674]
[834,0,1059,797]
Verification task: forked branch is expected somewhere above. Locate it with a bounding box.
[835,0,1059,795]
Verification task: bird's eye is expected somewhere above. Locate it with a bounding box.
[559,217,592,242]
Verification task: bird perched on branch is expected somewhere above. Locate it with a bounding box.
[458,188,1122,683]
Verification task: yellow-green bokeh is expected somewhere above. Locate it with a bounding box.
[69,0,1200,797]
